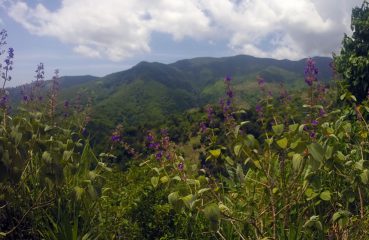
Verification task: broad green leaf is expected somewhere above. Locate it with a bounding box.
[62,150,73,162]
[152,167,160,175]
[198,188,211,195]
[172,175,181,181]
[234,145,242,156]
[186,179,200,187]
[168,192,179,203]
[168,192,182,211]
[204,203,220,222]
[182,194,195,209]
[204,203,220,231]
[360,169,369,184]
[209,149,221,158]
[151,176,159,188]
[160,176,169,184]
[303,215,322,231]
[336,151,346,161]
[42,151,52,163]
[332,210,350,223]
[289,123,299,132]
[292,153,303,171]
[272,124,284,136]
[265,138,273,145]
[320,190,331,201]
[307,142,324,163]
[325,145,333,160]
[219,202,232,215]
[277,137,288,149]
[225,156,234,165]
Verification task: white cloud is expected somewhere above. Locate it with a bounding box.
[6,0,364,60]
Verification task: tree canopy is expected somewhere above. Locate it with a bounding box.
[335,0,369,102]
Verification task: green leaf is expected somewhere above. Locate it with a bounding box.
[42,151,52,164]
[288,123,299,132]
[236,164,245,183]
[74,186,84,200]
[204,203,220,231]
[276,137,288,149]
[336,151,346,161]
[320,190,331,201]
[168,192,179,204]
[272,124,284,136]
[62,150,73,162]
[198,188,211,195]
[160,176,169,184]
[332,210,350,223]
[360,169,369,184]
[80,142,98,176]
[292,153,303,171]
[172,175,181,181]
[151,176,159,188]
[182,194,196,209]
[234,145,242,156]
[303,215,322,231]
[225,156,234,165]
[168,192,182,211]
[209,149,221,158]
[265,138,273,145]
[308,142,324,163]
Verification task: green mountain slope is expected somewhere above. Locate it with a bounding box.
[7,55,333,143]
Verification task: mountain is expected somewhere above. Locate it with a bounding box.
[83,55,332,128]
[7,75,99,105]
[7,55,333,140]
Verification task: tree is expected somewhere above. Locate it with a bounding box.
[334,0,369,102]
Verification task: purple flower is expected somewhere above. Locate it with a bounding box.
[160,128,168,137]
[64,100,69,108]
[224,76,231,83]
[304,58,318,86]
[178,162,184,171]
[199,122,207,132]
[155,151,163,160]
[255,104,263,118]
[319,108,326,117]
[146,131,154,143]
[311,120,319,126]
[310,132,316,138]
[257,77,265,88]
[23,95,29,102]
[7,48,14,59]
[111,134,121,142]
[206,105,214,122]
[148,142,158,149]
[35,62,45,83]
[0,29,7,49]
[0,94,8,108]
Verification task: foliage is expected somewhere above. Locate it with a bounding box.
[2,4,369,238]
[334,0,369,102]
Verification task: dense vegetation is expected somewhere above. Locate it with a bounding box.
[1,1,369,239]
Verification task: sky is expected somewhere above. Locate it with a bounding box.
[0,0,364,87]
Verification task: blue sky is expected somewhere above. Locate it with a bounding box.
[0,0,364,87]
